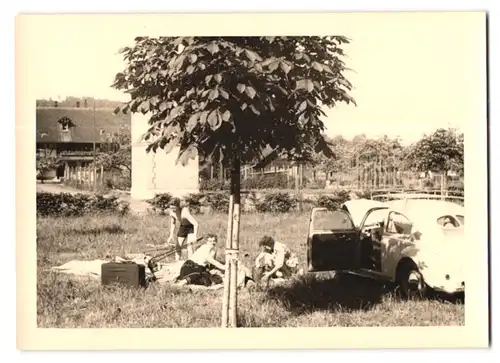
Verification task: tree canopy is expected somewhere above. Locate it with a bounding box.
[408,128,464,174]
[111,36,356,167]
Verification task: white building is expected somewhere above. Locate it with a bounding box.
[130,112,200,200]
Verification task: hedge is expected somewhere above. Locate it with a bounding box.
[146,189,372,214]
[36,192,129,217]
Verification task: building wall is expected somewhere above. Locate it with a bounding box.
[131,112,199,200]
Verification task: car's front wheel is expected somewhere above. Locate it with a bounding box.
[396,260,427,300]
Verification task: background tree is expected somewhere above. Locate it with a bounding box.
[96,125,132,181]
[112,36,356,327]
[408,128,464,187]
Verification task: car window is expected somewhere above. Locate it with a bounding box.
[437,215,460,228]
[312,209,355,231]
[361,208,388,229]
[386,212,413,235]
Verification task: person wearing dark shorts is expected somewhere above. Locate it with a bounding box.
[175,234,225,287]
[167,198,199,261]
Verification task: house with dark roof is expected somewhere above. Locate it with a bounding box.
[36,102,131,182]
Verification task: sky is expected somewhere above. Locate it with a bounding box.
[20,12,486,145]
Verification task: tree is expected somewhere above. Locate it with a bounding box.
[408,128,464,188]
[410,128,464,174]
[112,36,355,327]
[96,125,132,180]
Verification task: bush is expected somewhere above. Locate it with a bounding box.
[242,173,289,190]
[146,193,173,214]
[205,192,230,213]
[36,192,128,217]
[184,192,204,214]
[200,179,229,191]
[255,192,296,213]
[315,195,345,210]
[315,190,356,210]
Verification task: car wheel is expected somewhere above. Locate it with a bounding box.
[396,262,427,300]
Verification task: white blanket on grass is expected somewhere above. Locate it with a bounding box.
[50,254,252,288]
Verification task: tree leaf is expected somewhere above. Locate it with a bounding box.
[208,89,219,101]
[268,60,280,72]
[244,49,260,62]
[222,110,231,122]
[323,64,334,74]
[245,86,256,99]
[199,111,209,125]
[241,103,248,111]
[298,100,307,113]
[296,79,314,93]
[237,84,246,93]
[207,110,222,130]
[219,88,229,99]
[214,73,222,83]
[188,53,198,64]
[249,104,260,115]
[206,42,220,55]
[187,65,195,74]
[205,75,213,85]
[280,61,292,74]
[312,62,324,72]
[186,113,199,132]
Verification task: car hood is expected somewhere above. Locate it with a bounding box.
[342,199,386,227]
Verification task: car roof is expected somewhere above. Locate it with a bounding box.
[384,199,465,222]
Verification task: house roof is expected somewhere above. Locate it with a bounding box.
[36,107,130,143]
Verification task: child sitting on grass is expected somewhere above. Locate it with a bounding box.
[174,234,225,287]
[253,235,299,283]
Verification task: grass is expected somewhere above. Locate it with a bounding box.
[37,212,464,328]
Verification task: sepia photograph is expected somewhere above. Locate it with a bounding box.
[16,11,489,349]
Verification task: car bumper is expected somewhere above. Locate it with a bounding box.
[431,280,465,294]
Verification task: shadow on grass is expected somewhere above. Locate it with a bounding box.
[265,272,391,314]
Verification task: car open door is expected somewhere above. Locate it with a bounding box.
[307,207,360,272]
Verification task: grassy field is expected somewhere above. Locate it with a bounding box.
[37,212,464,328]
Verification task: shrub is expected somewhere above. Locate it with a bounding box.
[36,192,128,217]
[205,192,230,213]
[242,173,289,190]
[146,193,173,214]
[200,179,229,191]
[315,194,345,210]
[315,190,353,210]
[184,192,204,214]
[255,192,296,213]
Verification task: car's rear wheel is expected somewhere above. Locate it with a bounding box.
[396,261,427,300]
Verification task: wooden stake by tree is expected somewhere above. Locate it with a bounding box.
[112,36,356,327]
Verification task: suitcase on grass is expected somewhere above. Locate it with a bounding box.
[101,262,146,288]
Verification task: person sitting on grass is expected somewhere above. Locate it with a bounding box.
[174,234,225,287]
[254,235,299,283]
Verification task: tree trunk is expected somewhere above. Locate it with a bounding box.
[221,192,233,328]
[221,154,241,328]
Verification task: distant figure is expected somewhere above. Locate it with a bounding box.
[254,236,299,283]
[167,198,199,261]
[175,234,225,287]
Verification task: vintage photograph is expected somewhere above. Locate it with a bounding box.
[21,12,487,338]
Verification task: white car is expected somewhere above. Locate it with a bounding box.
[306,198,465,299]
